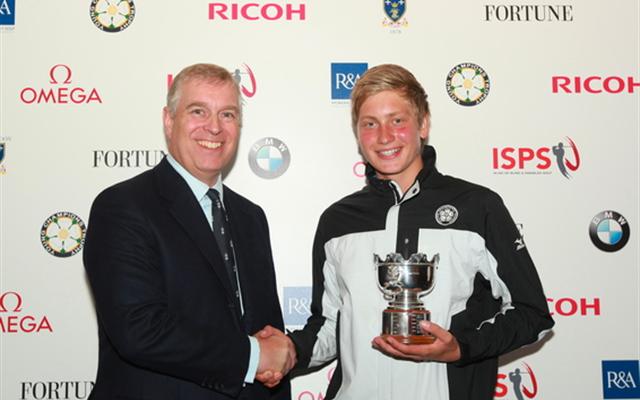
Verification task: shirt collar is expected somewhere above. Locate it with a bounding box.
[166,154,224,203]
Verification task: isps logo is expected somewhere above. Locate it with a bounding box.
[20,65,103,105]
[0,291,53,334]
[496,362,538,399]
[492,137,580,179]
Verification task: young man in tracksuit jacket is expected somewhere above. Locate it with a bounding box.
[287,64,555,399]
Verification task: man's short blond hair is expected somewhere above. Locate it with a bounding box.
[350,64,430,137]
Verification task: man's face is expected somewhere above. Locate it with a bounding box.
[356,89,429,190]
[163,79,240,186]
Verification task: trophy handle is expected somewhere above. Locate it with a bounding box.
[420,253,439,297]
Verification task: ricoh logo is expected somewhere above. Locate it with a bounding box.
[0,291,53,334]
[20,65,103,105]
[492,137,580,179]
[602,360,640,398]
[208,2,306,21]
[283,286,311,326]
[552,76,640,94]
[20,381,95,400]
[331,63,368,100]
[547,297,601,317]
[495,362,538,399]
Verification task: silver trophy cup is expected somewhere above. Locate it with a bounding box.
[375,252,439,344]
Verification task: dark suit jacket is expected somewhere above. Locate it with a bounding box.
[83,158,290,400]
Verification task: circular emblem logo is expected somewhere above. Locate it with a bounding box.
[90,0,136,33]
[435,205,458,226]
[589,211,630,252]
[446,63,490,106]
[248,137,291,179]
[40,212,86,257]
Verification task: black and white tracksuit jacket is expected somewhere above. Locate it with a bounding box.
[289,146,554,400]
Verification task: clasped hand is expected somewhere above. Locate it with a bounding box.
[372,321,461,362]
[254,325,297,388]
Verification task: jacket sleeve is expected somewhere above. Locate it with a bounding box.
[289,212,340,370]
[452,192,555,366]
[83,186,250,397]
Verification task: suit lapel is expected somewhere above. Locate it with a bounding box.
[153,159,238,307]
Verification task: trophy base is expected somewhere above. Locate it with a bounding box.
[382,308,433,345]
[382,334,436,345]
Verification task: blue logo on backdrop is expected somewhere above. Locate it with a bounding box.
[283,286,312,326]
[384,0,406,22]
[0,0,16,26]
[602,360,640,398]
[331,63,368,100]
[0,143,5,163]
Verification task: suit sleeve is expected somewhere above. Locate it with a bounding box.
[452,192,555,366]
[289,212,340,369]
[83,187,250,397]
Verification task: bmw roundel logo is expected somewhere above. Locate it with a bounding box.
[589,210,630,252]
[248,137,291,179]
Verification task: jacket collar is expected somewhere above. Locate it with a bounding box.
[365,145,440,200]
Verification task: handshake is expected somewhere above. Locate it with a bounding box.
[254,325,297,388]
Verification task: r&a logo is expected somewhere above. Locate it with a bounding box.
[331,63,368,101]
[283,286,311,327]
[602,360,640,398]
[0,0,15,26]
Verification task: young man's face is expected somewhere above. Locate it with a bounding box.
[163,79,241,186]
[356,89,429,191]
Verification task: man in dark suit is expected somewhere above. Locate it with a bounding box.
[84,63,295,399]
